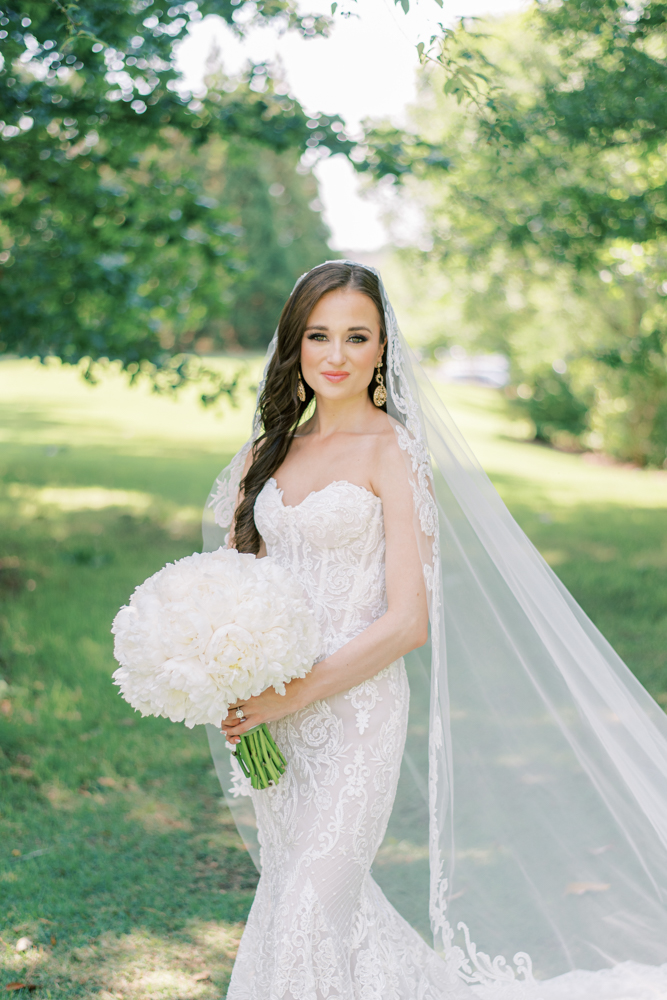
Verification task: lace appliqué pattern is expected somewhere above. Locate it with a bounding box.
[344,679,382,736]
[257,480,388,661]
[207,440,251,533]
[225,479,472,1000]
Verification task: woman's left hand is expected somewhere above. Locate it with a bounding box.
[221,682,303,743]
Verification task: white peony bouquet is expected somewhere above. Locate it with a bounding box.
[111,547,320,788]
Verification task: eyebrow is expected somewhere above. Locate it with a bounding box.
[304,324,373,333]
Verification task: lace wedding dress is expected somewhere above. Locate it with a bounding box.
[226,477,471,1000]
[206,261,667,999]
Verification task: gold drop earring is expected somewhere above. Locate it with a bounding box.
[373,357,387,407]
[297,369,306,403]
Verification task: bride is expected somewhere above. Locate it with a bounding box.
[204,261,667,999]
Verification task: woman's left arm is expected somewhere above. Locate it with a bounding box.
[222,435,428,740]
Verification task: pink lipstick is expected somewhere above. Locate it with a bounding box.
[322,371,350,382]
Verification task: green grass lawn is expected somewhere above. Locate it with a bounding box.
[1,358,666,997]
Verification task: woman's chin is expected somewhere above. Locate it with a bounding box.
[312,381,369,403]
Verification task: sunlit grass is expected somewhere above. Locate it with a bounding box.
[0,359,261,997]
[0,357,260,455]
[438,381,667,510]
[434,383,667,696]
[0,359,666,995]
[2,920,244,999]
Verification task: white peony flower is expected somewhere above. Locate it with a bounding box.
[111,548,320,728]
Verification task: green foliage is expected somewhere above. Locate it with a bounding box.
[511,368,590,444]
[0,0,351,385]
[392,1,667,264]
[589,325,667,466]
[217,146,334,349]
[362,8,667,465]
[355,126,450,181]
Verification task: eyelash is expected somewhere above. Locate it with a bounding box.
[307,333,369,344]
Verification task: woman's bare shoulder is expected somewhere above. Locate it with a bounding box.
[368,415,411,495]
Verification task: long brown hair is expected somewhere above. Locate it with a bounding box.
[233,262,387,554]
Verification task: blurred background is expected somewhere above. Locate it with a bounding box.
[1,0,666,995]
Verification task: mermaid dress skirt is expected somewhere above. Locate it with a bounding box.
[225,478,470,1000]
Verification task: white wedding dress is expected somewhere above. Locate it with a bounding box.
[226,477,471,1000]
[206,262,667,999]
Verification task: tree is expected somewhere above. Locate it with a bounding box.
[360,6,667,465]
[0,1,352,394]
[219,144,333,350]
[363,2,667,261]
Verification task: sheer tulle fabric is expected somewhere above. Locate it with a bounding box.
[204,262,667,997]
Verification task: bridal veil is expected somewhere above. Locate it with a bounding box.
[203,262,667,994]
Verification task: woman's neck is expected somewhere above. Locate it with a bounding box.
[303,391,380,438]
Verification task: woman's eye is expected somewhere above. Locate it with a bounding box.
[348,335,368,344]
[307,333,328,342]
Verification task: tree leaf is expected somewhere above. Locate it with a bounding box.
[0,0,346,381]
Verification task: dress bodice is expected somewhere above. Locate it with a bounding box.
[254,478,387,658]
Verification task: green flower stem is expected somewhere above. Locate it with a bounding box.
[246,731,261,782]
[235,723,287,790]
[260,727,287,775]
[244,737,261,789]
[261,727,284,762]
[250,731,270,787]
[259,726,286,769]
[235,739,252,778]
[234,751,250,779]
[261,751,282,785]
[266,740,286,770]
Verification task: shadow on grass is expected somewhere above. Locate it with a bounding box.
[0,439,232,507]
[496,491,667,696]
[0,459,255,997]
[1,777,257,997]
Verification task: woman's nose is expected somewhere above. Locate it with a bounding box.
[327,339,346,365]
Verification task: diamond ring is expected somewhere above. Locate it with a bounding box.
[235,707,246,720]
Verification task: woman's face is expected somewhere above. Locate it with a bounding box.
[300,288,384,404]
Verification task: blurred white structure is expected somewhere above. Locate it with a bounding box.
[435,347,510,388]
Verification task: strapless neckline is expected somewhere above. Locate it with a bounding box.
[267,477,382,511]
[255,475,387,657]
